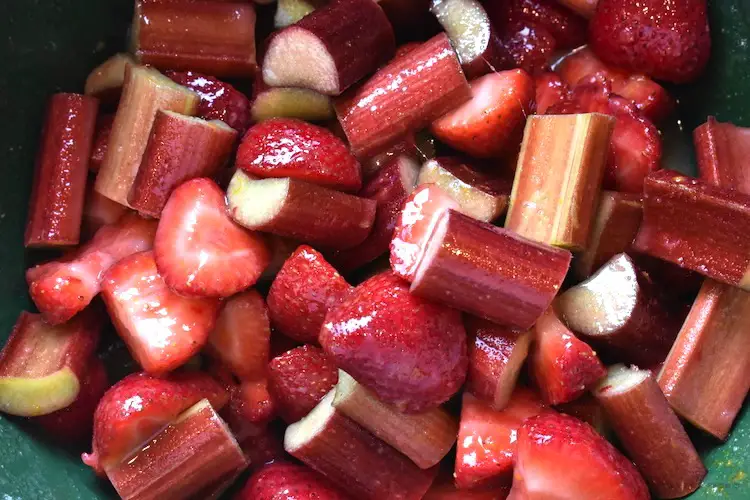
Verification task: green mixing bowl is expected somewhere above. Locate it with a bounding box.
[0,0,748,497]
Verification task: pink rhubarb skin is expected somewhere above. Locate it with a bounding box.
[633,169,750,290]
[336,33,472,159]
[410,209,572,330]
[694,116,750,194]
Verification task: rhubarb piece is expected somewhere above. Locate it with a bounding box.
[657,280,750,439]
[432,70,533,159]
[410,210,572,330]
[94,65,199,206]
[506,113,615,250]
[100,251,221,374]
[329,156,420,273]
[274,0,323,28]
[268,345,339,422]
[35,358,108,444]
[456,389,547,489]
[133,0,257,78]
[429,0,509,78]
[336,33,471,159]
[26,213,157,325]
[574,192,642,279]
[596,365,706,498]
[226,380,277,440]
[239,461,348,500]
[263,0,395,96]
[633,170,750,289]
[165,70,252,134]
[389,184,459,281]
[365,130,435,177]
[321,272,467,413]
[466,317,532,409]
[285,391,437,499]
[128,113,237,218]
[251,75,334,122]
[25,93,99,247]
[556,394,609,436]
[236,118,362,192]
[0,311,100,417]
[154,178,270,297]
[555,0,597,18]
[694,116,750,194]
[534,72,570,115]
[425,476,507,500]
[418,158,511,222]
[590,0,710,83]
[207,291,270,381]
[510,412,649,500]
[333,370,458,469]
[227,171,377,250]
[105,399,247,500]
[267,245,352,343]
[558,253,681,366]
[89,114,114,173]
[529,308,606,405]
[84,53,136,103]
[84,371,228,474]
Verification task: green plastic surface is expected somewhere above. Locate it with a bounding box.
[0,0,747,498]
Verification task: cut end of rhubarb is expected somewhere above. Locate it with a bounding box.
[430,0,494,74]
[284,389,336,453]
[84,53,135,99]
[597,364,649,396]
[0,368,80,417]
[263,27,339,95]
[251,87,334,123]
[227,171,289,230]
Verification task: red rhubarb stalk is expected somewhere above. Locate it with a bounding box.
[694,116,750,194]
[84,53,135,103]
[89,114,114,173]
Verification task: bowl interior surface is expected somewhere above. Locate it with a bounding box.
[0,0,748,497]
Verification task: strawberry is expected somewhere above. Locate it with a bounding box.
[425,477,508,500]
[267,245,352,344]
[501,21,557,75]
[390,184,458,281]
[226,379,277,441]
[100,251,221,374]
[82,187,128,239]
[165,70,252,134]
[238,421,288,472]
[236,118,363,192]
[534,72,570,115]
[455,389,547,489]
[487,0,587,49]
[82,371,228,474]
[27,213,157,325]
[589,0,710,83]
[509,413,649,500]
[154,178,270,298]
[238,461,349,500]
[35,358,109,445]
[207,290,271,381]
[529,308,606,405]
[320,272,467,413]
[431,69,535,159]
[267,345,338,423]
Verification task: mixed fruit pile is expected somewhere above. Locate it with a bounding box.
[3,0,748,498]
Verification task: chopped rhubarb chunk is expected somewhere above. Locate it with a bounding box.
[694,116,750,194]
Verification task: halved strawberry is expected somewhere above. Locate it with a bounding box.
[225,379,277,441]
[431,69,534,159]
[207,290,271,381]
[82,371,228,475]
[455,389,548,489]
[100,251,221,374]
[529,308,606,405]
[236,118,362,192]
[534,72,570,114]
[501,21,557,75]
[509,413,649,500]
[390,184,458,281]
[27,213,157,325]
[154,178,270,298]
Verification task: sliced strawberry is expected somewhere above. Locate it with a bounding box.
[83,371,228,474]
[27,213,157,325]
[501,21,557,75]
[267,345,338,423]
[207,290,271,381]
[100,251,221,374]
[239,461,349,500]
[36,358,109,445]
[509,413,649,500]
[226,379,277,441]
[390,184,459,281]
[590,0,710,83]
[431,69,534,159]
[267,245,352,344]
[165,70,252,134]
[236,118,363,192]
[534,72,570,115]
[455,389,548,489]
[154,178,270,298]
[529,308,606,405]
[496,0,587,49]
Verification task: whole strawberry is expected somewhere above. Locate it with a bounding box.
[589,0,710,83]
